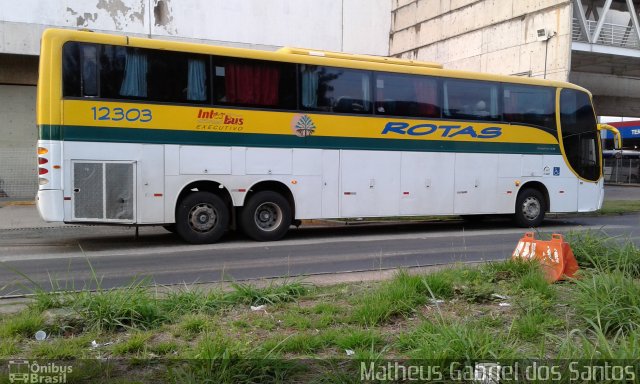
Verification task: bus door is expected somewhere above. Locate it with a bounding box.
[137,145,165,223]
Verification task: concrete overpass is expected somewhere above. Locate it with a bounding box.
[570,0,640,117]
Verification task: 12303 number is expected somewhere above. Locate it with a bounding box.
[91,107,152,122]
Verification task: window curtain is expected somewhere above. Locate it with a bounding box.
[187,59,207,101]
[301,65,319,108]
[490,86,499,117]
[81,45,98,97]
[361,74,371,112]
[225,63,280,106]
[414,80,437,117]
[120,50,148,97]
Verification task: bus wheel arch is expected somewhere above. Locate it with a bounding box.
[240,181,295,241]
[174,181,233,244]
[514,181,549,228]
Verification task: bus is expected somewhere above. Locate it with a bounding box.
[36,28,621,244]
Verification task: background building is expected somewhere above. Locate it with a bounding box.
[0,0,390,199]
[390,0,640,116]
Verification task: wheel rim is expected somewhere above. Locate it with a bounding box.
[521,196,541,221]
[254,202,282,232]
[188,203,218,233]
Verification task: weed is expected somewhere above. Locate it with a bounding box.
[567,230,640,278]
[311,302,342,316]
[281,312,313,330]
[511,311,554,341]
[227,279,311,306]
[31,335,93,359]
[111,332,153,356]
[262,333,329,355]
[73,278,167,332]
[517,268,555,299]
[0,310,44,338]
[161,287,227,316]
[421,271,455,299]
[179,314,211,336]
[150,340,180,356]
[332,329,385,351]
[397,319,517,361]
[573,271,640,335]
[350,271,428,326]
[0,337,19,357]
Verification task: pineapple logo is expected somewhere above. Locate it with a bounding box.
[291,114,316,137]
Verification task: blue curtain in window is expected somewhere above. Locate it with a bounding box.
[301,65,318,108]
[120,50,147,97]
[187,59,207,101]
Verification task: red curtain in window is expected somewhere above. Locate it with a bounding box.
[414,80,437,117]
[225,64,280,106]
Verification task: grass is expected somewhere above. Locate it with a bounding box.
[111,332,153,355]
[349,271,428,326]
[567,230,640,278]
[599,199,640,215]
[2,231,640,381]
[397,318,517,361]
[573,270,640,335]
[0,309,43,338]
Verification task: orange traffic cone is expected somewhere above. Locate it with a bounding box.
[512,232,579,282]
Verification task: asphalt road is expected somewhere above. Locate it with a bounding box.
[1,213,639,296]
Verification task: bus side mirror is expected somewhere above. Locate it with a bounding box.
[598,124,622,149]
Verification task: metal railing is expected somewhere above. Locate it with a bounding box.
[604,158,640,184]
[572,18,640,49]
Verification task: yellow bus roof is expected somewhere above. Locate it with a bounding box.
[40,28,591,94]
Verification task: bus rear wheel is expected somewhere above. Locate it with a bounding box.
[240,191,292,241]
[176,192,229,244]
[514,188,545,228]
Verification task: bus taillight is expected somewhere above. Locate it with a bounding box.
[38,168,49,175]
[38,157,48,165]
[37,147,48,155]
[38,178,49,185]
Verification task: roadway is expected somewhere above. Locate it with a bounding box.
[1,211,639,296]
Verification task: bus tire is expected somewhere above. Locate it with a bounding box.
[514,188,545,228]
[240,191,292,242]
[175,192,229,244]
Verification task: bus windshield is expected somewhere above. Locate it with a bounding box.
[559,89,600,181]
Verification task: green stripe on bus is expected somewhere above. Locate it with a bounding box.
[39,125,63,141]
[38,125,561,155]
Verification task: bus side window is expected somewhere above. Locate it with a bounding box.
[213,57,296,110]
[503,84,555,131]
[443,79,500,122]
[300,65,372,114]
[374,73,440,118]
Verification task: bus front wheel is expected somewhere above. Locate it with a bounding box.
[176,192,229,244]
[240,191,292,241]
[514,188,545,228]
